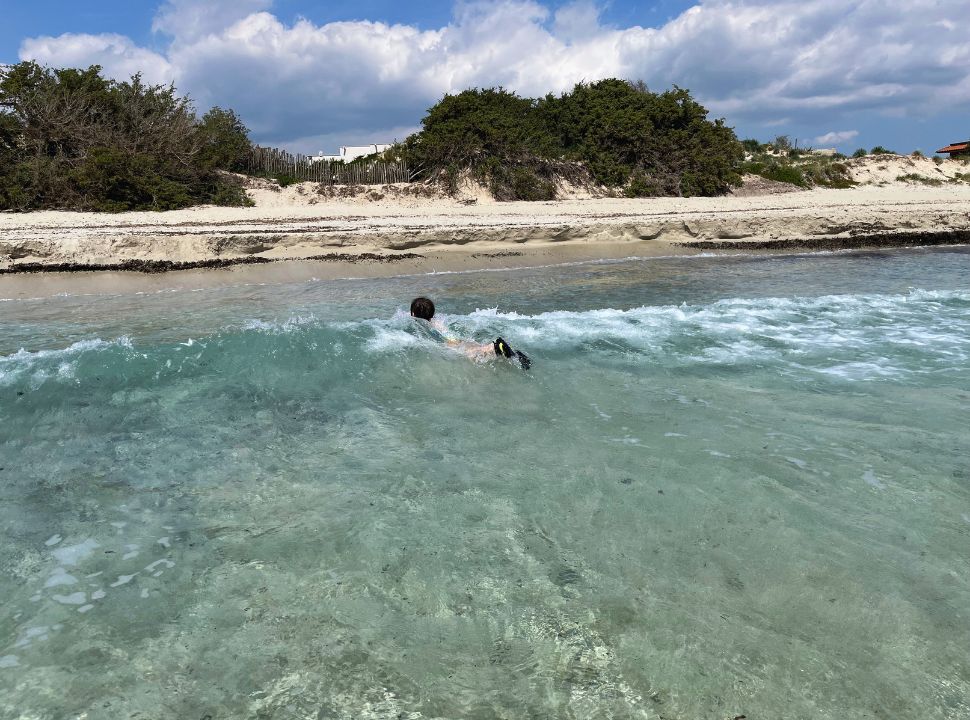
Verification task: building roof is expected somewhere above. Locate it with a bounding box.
[936,142,969,153]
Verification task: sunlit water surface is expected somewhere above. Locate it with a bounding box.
[2,248,969,719]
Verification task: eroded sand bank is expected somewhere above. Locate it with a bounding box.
[1,183,969,278]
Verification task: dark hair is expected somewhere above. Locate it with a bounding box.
[410,297,435,320]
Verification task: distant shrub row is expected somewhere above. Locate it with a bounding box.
[13,62,937,211]
[0,62,253,211]
[397,80,744,200]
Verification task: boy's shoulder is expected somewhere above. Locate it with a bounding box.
[412,317,450,342]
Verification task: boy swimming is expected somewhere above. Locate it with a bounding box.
[410,297,531,369]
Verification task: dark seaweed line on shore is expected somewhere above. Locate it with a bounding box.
[0,253,424,275]
[2,230,968,275]
[680,229,970,251]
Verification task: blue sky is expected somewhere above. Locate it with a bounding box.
[1,0,697,48]
[4,1,968,154]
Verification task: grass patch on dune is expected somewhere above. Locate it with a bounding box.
[739,138,856,189]
[897,173,944,186]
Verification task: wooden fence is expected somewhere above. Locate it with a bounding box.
[247,146,412,185]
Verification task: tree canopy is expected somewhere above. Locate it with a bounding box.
[403,79,744,199]
[0,62,252,211]
[0,65,745,209]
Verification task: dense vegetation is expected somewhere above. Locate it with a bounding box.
[0,62,252,211]
[399,80,744,200]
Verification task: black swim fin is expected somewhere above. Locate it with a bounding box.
[494,337,531,370]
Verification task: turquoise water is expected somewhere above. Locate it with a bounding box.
[2,248,969,719]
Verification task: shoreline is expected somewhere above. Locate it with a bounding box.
[2,237,968,302]
[1,186,969,289]
[1,228,969,277]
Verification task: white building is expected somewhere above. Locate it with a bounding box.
[310,144,393,163]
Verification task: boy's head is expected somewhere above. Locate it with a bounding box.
[410,297,435,320]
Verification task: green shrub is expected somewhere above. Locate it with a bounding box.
[197,107,252,172]
[272,174,300,188]
[765,164,806,186]
[911,150,924,159]
[404,79,743,200]
[0,62,254,211]
[805,161,856,188]
[402,87,560,201]
[624,172,663,197]
[741,160,806,187]
[933,156,944,165]
[819,177,857,189]
[480,159,556,201]
[871,146,894,155]
[508,167,556,201]
[210,180,254,207]
[852,148,868,158]
[772,135,793,152]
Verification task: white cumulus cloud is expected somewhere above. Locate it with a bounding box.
[20,33,172,86]
[17,0,970,150]
[152,0,273,43]
[814,130,860,146]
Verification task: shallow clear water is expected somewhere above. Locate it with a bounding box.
[2,248,969,719]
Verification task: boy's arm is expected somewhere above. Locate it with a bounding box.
[453,341,494,360]
[433,320,466,348]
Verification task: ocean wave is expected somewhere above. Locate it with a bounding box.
[445,289,970,378]
[239,314,319,334]
[0,337,135,388]
[4,289,968,388]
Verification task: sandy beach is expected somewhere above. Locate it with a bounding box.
[2,156,969,285]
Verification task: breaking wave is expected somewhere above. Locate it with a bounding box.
[3,289,968,390]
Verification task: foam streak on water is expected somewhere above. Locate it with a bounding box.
[1,248,969,719]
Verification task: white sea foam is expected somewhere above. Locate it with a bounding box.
[0,337,133,387]
[240,314,318,334]
[436,289,970,379]
[6,288,968,387]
